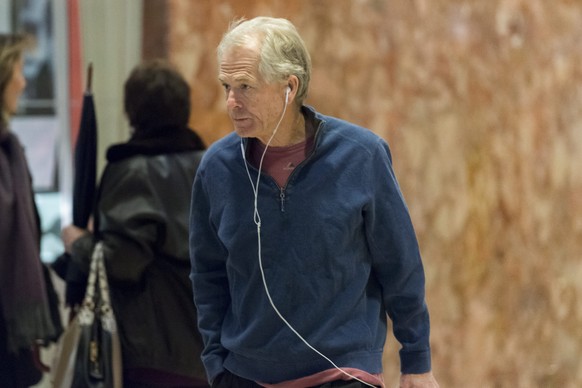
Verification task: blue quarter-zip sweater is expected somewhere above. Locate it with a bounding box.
[189,106,431,384]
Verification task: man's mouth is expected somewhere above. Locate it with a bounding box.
[233,117,251,125]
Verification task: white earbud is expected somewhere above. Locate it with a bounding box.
[285,86,291,104]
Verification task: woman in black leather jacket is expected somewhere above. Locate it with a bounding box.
[61,59,208,387]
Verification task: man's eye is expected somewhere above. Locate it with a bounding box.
[240,84,250,90]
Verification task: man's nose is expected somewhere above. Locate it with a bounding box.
[226,90,241,109]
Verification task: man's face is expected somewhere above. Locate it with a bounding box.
[218,45,286,142]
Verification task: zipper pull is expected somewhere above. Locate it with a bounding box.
[280,189,286,212]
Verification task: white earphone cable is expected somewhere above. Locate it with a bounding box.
[241,91,377,388]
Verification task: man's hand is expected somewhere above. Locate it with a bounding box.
[400,371,439,388]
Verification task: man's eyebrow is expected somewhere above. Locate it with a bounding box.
[219,75,254,84]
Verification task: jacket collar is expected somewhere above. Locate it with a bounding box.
[106,125,205,162]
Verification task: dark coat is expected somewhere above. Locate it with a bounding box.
[1,126,62,387]
[68,126,206,382]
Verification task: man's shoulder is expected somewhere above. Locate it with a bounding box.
[314,113,383,154]
[309,107,381,143]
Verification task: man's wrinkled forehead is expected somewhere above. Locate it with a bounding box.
[218,44,262,82]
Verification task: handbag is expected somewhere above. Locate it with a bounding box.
[51,242,123,388]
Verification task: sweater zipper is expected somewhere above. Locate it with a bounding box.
[241,111,324,213]
[279,188,286,212]
[277,118,324,213]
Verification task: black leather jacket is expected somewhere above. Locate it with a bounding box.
[69,126,207,381]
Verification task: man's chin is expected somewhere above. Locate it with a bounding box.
[234,127,255,138]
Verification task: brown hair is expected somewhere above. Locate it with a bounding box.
[124,59,191,133]
[0,33,34,125]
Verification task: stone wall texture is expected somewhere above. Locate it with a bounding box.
[160,1,582,386]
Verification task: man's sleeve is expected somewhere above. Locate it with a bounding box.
[189,170,230,382]
[366,140,432,374]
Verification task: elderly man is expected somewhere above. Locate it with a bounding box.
[189,16,439,388]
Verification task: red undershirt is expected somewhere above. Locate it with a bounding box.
[249,135,314,188]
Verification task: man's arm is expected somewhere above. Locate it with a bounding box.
[366,140,434,373]
[189,172,230,383]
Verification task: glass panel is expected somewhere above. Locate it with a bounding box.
[36,192,64,262]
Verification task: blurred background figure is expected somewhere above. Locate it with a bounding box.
[0,33,62,387]
[59,59,208,387]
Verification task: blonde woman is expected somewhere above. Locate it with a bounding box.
[0,33,61,387]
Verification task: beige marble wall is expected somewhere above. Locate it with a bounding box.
[162,1,582,386]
